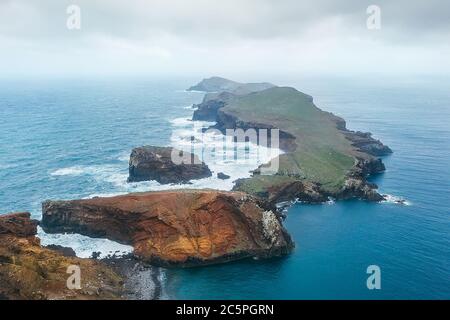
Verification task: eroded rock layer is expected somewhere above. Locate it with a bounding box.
[41,190,294,267]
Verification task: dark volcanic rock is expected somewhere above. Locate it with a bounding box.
[266,181,328,204]
[41,190,294,267]
[128,146,212,184]
[193,92,234,121]
[217,172,230,180]
[351,157,386,177]
[343,130,392,156]
[339,178,385,202]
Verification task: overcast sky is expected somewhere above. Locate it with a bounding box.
[0,0,449,78]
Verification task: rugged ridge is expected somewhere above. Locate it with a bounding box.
[41,190,294,267]
[128,146,212,184]
[0,212,124,300]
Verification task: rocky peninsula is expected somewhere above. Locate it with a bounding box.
[188,77,392,204]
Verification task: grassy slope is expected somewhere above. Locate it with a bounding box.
[223,87,356,194]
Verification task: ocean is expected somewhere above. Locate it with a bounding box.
[0,76,448,299]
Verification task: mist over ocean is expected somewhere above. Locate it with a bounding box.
[0,76,448,299]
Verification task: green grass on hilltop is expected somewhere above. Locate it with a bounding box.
[223,87,356,193]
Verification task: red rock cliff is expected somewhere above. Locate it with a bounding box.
[42,190,294,266]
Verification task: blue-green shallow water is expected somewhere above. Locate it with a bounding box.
[0,77,449,299]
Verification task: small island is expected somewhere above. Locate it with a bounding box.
[128,146,212,184]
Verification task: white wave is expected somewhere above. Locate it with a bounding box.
[170,117,192,126]
[182,89,207,93]
[37,227,134,259]
[167,113,283,191]
[117,152,130,162]
[51,166,86,176]
[0,163,17,170]
[382,194,411,206]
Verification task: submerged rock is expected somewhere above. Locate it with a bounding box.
[217,172,230,180]
[41,190,294,267]
[0,212,123,300]
[128,146,212,184]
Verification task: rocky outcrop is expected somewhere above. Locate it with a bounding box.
[339,178,384,202]
[0,212,123,300]
[41,190,294,267]
[193,91,235,121]
[344,131,392,156]
[217,172,230,180]
[266,181,328,204]
[128,146,212,184]
[0,212,37,237]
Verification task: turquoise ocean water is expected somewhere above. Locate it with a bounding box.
[0,77,448,299]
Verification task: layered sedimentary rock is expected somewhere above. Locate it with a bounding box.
[0,212,123,300]
[188,78,392,203]
[128,146,212,184]
[41,190,294,267]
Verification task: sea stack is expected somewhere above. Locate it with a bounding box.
[128,146,212,184]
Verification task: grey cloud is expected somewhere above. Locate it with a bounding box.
[1,0,449,41]
[0,0,449,77]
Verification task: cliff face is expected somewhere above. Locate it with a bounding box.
[41,190,294,267]
[0,212,123,300]
[128,146,212,184]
